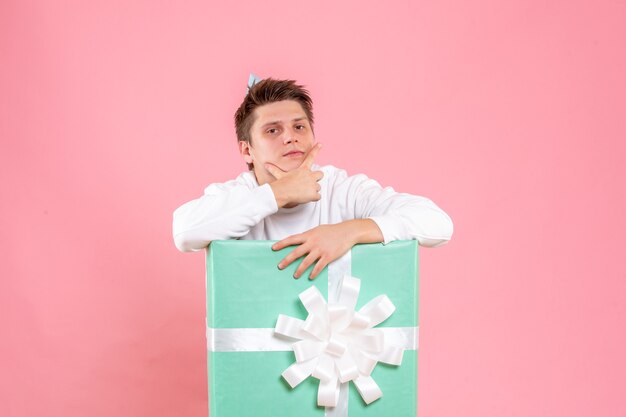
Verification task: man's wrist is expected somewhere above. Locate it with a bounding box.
[269,181,288,208]
[344,219,384,245]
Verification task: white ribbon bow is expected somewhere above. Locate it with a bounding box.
[274,275,405,408]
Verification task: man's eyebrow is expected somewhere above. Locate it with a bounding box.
[260,117,308,129]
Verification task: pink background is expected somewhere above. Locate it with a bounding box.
[2,1,625,416]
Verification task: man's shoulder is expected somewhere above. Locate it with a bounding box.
[202,171,258,194]
[314,164,347,178]
[314,164,373,185]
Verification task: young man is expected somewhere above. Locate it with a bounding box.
[173,77,453,279]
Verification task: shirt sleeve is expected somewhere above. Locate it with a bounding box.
[332,169,454,247]
[172,181,278,252]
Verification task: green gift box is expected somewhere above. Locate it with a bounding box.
[206,240,419,417]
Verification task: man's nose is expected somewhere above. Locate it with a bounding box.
[283,129,299,144]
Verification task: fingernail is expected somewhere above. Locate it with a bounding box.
[293,274,299,279]
[277,264,283,270]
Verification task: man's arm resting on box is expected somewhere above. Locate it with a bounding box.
[272,168,454,279]
[172,182,278,252]
[347,170,454,246]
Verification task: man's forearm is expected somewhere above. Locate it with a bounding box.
[172,184,277,251]
[341,218,384,245]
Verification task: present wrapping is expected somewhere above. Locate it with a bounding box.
[206,240,419,417]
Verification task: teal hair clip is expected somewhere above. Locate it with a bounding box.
[247,73,262,92]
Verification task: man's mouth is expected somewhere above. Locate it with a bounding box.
[283,150,304,157]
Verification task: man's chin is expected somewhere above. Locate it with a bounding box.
[277,160,302,172]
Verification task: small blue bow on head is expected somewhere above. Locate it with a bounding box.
[247,73,262,92]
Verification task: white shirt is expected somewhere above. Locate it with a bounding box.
[173,165,453,252]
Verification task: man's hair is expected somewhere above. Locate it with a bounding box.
[234,78,314,145]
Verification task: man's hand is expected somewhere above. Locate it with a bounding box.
[272,219,384,280]
[267,144,323,208]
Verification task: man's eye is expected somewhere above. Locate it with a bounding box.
[295,125,305,130]
[267,128,278,134]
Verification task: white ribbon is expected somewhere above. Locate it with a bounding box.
[275,274,408,408]
[206,251,418,417]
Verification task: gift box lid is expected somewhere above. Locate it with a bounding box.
[206,240,419,328]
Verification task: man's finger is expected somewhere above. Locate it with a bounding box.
[308,257,328,280]
[272,234,304,251]
[300,143,322,170]
[265,163,286,179]
[278,244,308,270]
[294,252,320,279]
[313,170,324,182]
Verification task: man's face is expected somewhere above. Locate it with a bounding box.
[240,100,315,185]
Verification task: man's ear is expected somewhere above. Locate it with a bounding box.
[238,140,254,165]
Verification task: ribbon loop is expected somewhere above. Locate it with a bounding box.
[337,274,360,310]
[312,355,336,382]
[353,375,383,405]
[328,305,351,332]
[303,313,329,340]
[377,345,405,365]
[358,295,396,327]
[351,348,378,376]
[352,329,385,353]
[344,311,371,333]
[335,353,360,383]
[300,286,327,316]
[293,339,326,362]
[282,358,318,388]
[318,378,340,407]
[275,314,305,339]
[325,337,347,357]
